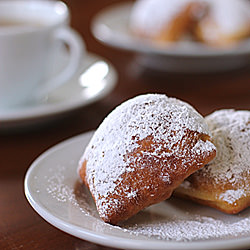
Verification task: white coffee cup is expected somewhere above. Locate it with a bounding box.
[0,0,84,109]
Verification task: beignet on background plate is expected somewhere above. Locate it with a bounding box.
[130,0,250,47]
[130,0,208,43]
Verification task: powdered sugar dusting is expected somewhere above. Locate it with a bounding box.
[123,214,250,241]
[79,94,215,220]
[130,0,250,39]
[43,155,250,243]
[189,109,250,204]
[219,189,247,205]
[45,167,250,242]
[46,166,73,203]
[204,110,250,181]
[46,165,95,216]
[130,0,201,38]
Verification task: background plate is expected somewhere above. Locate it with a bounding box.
[92,2,250,72]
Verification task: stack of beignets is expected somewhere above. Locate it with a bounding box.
[175,109,250,214]
[78,94,216,224]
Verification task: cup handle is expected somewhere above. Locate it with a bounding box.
[36,28,84,100]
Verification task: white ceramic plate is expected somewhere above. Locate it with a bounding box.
[92,2,250,72]
[0,52,117,130]
[25,131,250,250]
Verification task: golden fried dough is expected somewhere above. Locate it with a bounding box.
[175,109,250,214]
[78,94,216,224]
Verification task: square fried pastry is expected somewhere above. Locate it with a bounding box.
[78,94,216,224]
[175,109,250,214]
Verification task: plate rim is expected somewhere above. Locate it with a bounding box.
[24,130,250,250]
[91,1,250,58]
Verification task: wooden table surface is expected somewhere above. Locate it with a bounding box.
[1,0,250,249]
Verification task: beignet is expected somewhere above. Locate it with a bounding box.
[78,94,216,224]
[130,0,250,47]
[175,109,250,214]
[130,0,207,43]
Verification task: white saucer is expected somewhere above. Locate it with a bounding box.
[0,52,117,130]
[92,2,250,72]
[25,131,250,250]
